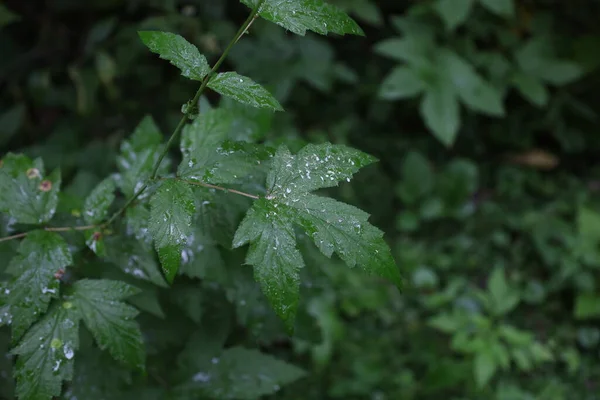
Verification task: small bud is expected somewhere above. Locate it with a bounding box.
[27,168,41,179]
[54,268,65,280]
[92,231,102,241]
[71,209,81,217]
[39,180,52,192]
[62,301,73,310]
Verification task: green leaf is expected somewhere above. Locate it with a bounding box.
[396,151,435,204]
[72,279,145,370]
[511,72,549,107]
[378,66,425,100]
[176,347,306,399]
[2,231,72,340]
[439,49,504,116]
[428,313,459,333]
[83,177,116,224]
[478,0,514,17]
[374,37,435,67]
[515,38,583,86]
[68,345,132,400]
[149,179,195,282]
[434,0,475,30]
[420,82,460,147]
[487,267,520,315]
[233,198,303,330]
[11,303,80,400]
[241,0,364,36]
[178,109,275,185]
[574,293,600,320]
[138,31,210,81]
[474,349,497,387]
[208,72,283,111]
[0,154,61,225]
[104,236,168,287]
[234,144,401,328]
[116,116,168,199]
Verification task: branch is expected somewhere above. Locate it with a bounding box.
[101,2,265,228]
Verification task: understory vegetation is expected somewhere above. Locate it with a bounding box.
[1,0,599,399]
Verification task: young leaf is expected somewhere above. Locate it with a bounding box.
[439,49,504,117]
[208,72,283,111]
[72,279,145,370]
[378,66,425,100]
[83,177,116,224]
[138,31,210,81]
[178,109,275,185]
[420,81,460,147]
[241,0,364,36]
[233,199,303,329]
[2,231,72,340]
[234,144,401,328]
[478,0,514,17]
[176,346,305,399]
[149,179,195,282]
[116,116,168,199]
[0,153,61,224]
[11,303,80,400]
[434,0,475,31]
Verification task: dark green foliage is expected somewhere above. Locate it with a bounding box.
[1,0,599,399]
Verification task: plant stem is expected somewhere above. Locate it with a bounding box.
[166,178,260,200]
[0,225,97,243]
[102,2,264,228]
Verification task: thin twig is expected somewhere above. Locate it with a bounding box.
[163,178,260,200]
[0,224,97,243]
[101,2,265,228]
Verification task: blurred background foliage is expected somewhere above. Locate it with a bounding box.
[1,0,600,399]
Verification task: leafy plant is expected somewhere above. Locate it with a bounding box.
[0,1,399,399]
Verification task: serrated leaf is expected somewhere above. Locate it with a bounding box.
[176,346,305,399]
[233,199,302,330]
[434,0,475,30]
[234,144,400,328]
[0,154,61,225]
[104,235,168,287]
[241,0,363,36]
[116,116,168,199]
[178,109,275,185]
[72,279,145,370]
[2,231,72,340]
[12,303,80,400]
[266,143,376,195]
[138,31,210,81]
[420,81,460,147]
[208,72,283,111]
[287,194,401,286]
[478,0,514,17]
[83,178,116,224]
[149,179,195,282]
[378,65,425,100]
